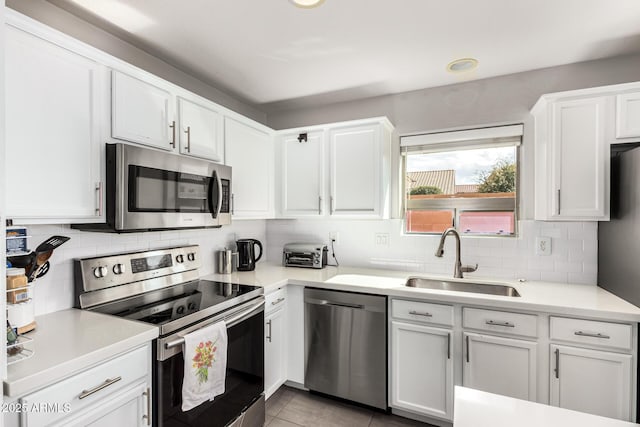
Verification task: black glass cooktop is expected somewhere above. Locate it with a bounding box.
[92,280,261,327]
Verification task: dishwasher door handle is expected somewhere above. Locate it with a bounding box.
[319,300,365,309]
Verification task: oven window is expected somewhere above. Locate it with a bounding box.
[156,310,264,427]
[128,165,211,213]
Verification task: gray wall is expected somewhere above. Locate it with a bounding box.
[7,0,267,124]
[266,54,640,133]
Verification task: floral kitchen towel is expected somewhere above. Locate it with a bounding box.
[181,321,227,411]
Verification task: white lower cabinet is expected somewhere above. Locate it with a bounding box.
[550,344,633,421]
[463,332,537,401]
[391,321,453,420]
[265,288,288,398]
[7,344,152,427]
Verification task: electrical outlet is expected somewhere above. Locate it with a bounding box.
[329,231,339,245]
[375,233,389,246]
[535,236,552,256]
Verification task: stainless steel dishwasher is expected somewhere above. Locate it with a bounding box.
[304,287,387,410]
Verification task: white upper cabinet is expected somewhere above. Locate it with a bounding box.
[178,96,223,162]
[111,70,174,151]
[329,123,384,217]
[225,117,274,218]
[281,130,325,216]
[278,117,394,219]
[616,91,640,139]
[533,95,610,221]
[5,22,105,223]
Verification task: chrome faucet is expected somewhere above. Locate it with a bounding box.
[435,228,478,278]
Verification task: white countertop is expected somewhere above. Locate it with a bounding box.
[202,263,640,322]
[454,386,636,427]
[4,309,158,397]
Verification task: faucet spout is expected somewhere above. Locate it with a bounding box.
[435,227,464,278]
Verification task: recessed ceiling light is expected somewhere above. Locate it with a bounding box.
[289,0,325,8]
[447,58,479,73]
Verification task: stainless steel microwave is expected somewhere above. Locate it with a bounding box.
[74,143,231,232]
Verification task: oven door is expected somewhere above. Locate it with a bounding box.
[156,297,264,427]
[112,143,231,231]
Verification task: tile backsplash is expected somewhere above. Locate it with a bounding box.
[19,218,597,316]
[21,220,267,315]
[266,219,597,285]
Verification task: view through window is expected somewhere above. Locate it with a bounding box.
[402,126,520,236]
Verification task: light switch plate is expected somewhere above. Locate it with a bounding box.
[329,231,339,245]
[535,236,552,256]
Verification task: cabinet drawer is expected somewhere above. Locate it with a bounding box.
[463,307,537,338]
[550,317,632,351]
[391,299,453,326]
[266,287,287,314]
[21,345,149,426]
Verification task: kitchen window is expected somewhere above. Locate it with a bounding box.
[401,124,522,236]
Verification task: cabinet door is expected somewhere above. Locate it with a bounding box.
[265,307,286,399]
[329,124,381,216]
[616,91,640,139]
[463,332,537,401]
[550,97,609,220]
[111,70,173,151]
[391,321,453,420]
[550,344,632,421]
[178,97,223,162]
[56,382,150,427]
[225,118,274,218]
[5,25,104,222]
[281,131,325,216]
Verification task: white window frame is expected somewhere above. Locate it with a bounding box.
[401,124,523,236]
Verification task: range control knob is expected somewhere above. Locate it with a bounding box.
[176,305,185,315]
[187,302,197,311]
[93,266,108,279]
[113,263,126,275]
[176,254,185,263]
[187,253,196,262]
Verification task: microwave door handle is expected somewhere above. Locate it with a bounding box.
[208,170,218,219]
[216,172,223,218]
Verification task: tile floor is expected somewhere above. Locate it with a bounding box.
[265,386,436,427]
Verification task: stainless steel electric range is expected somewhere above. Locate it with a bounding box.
[74,245,265,427]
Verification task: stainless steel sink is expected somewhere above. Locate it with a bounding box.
[405,277,521,297]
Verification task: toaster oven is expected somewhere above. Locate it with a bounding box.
[283,243,328,269]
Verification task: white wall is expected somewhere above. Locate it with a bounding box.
[25,221,267,316]
[266,219,597,285]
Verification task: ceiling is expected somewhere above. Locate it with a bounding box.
[48,0,640,111]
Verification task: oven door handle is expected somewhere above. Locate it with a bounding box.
[164,299,264,350]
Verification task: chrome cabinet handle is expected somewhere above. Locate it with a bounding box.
[78,376,122,400]
[185,126,191,152]
[231,193,235,215]
[409,310,432,317]
[169,121,176,148]
[557,189,561,215]
[330,196,334,214]
[447,333,451,360]
[554,348,560,379]
[143,387,151,425]
[466,335,470,363]
[266,320,272,343]
[271,297,285,306]
[486,320,515,328]
[95,182,103,216]
[318,196,322,215]
[574,331,610,339]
